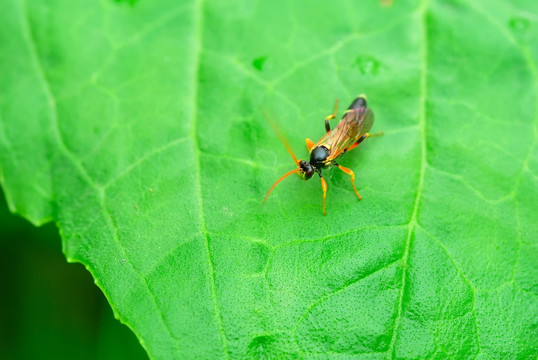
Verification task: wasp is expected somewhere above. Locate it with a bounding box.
[263,95,381,215]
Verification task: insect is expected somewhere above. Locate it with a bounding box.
[263,95,381,215]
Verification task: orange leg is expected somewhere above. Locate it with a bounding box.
[346,133,368,152]
[337,165,362,200]
[320,176,328,215]
[305,138,315,151]
[346,142,360,152]
[346,131,385,152]
[324,99,340,133]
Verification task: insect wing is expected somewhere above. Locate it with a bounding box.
[324,108,373,161]
[315,112,356,150]
[359,107,374,135]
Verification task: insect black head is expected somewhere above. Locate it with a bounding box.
[298,160,314,180]
[310,146,330,168]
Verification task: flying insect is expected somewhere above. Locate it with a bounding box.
[263,95,381,215]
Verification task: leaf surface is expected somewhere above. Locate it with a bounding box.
[1,0,537,358]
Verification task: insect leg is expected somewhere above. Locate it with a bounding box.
[346,133,369,152]
[345,131,384,152]
[324,99,340,133]
[320,175,328,215]
[337,165,362,200]
[305,138,315,151]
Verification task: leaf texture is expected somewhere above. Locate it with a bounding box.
[1,0,537,358]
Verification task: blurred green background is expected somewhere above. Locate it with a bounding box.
[0,190,147,360]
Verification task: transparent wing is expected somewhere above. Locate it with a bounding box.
[316,107,374,161]
[359,107,374,136]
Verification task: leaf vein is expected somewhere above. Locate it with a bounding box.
[189,0,230,357]
[291,258,401,354]
[19,0,99,192]
[19,0,183,352]
[386,1,429,357]
[103,136,190,189]
[100,191,182,351]
[418,225,482,356]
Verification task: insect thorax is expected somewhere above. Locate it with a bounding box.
[310,146,330,168]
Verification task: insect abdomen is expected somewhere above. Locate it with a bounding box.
[347,95,367,110]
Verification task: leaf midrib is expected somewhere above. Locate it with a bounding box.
[386,0,429,356]
[188,0,230,357]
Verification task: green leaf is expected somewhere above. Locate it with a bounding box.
[0,193,148,360]
[1,0,537,358]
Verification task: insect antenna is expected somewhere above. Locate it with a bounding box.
[261,109,299,165]
[261,109,303,205]
[263,168,300,205]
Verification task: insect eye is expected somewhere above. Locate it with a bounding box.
[299,160,314,180]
